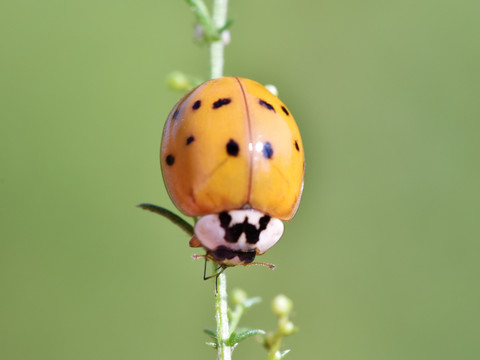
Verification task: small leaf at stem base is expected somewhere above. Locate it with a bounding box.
[227,329,266,346]
[203,328,218,341]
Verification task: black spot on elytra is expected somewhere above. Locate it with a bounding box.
[172,109,179,120]
[262,142,274,159]
[166,154,175,166]
[294,140,300,151]
[259,99,276,112]
[213,98,231,109]
[281,106,290,116]
[226,139,239,156]
[192,100,201,110]
[211,246,256,264]
[186,136,195,145]
[218,212,271,244]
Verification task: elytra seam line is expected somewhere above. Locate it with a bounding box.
[234,77,253,204]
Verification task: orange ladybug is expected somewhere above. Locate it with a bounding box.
[161,77,304,266]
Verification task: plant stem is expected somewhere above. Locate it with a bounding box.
[210,0,228,79]
[228,304,243,335]
[210,1,230,358]
[215,271,231,360]
[267,336,282,360]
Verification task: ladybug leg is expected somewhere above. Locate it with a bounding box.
[242,261,276,270]
[192,253,228,280]
[204,262,227,281]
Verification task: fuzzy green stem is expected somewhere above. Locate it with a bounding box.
[267,337,282,360]
[215,271,231,359]
[210,1,230,358]
[210,0,228,79]
[228,304,243,335]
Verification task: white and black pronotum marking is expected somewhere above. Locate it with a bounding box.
[194,209,284,266]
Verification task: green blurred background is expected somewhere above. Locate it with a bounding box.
[1,0,479,359]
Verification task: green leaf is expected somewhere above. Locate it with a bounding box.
[227,329,266,346]
[217,18,234,33]
[184,0,218,42]
[203,328,217,341]
[137,203,194,236]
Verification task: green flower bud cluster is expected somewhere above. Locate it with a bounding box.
[203,289,297,359]
[264,294,297,359]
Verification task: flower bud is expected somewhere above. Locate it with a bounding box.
[271,294,293,317]
[167,71,191,91]
[231,288,247,305]
[279,320,295,335]
[264,84,278,96]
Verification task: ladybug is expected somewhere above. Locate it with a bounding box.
[161,77,304,267]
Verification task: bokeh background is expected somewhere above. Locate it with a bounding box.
[1,0,479,359]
